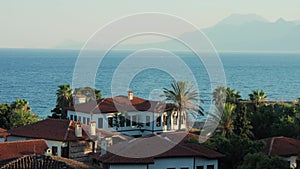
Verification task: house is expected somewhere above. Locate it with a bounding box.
[0,139,48,165]
[91,132,224,169]
[1,154,95,169]
[262,136,300,169]
[67,91,182,137]
[6,118,126,162]
[0,128,8,142]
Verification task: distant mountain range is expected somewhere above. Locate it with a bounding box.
[57,14,300,52]
[201,14,300,52]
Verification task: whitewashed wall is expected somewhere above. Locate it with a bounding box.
[7,136,64,157]
[110,164,148,169]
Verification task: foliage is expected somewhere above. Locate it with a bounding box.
[204,134,265,169]
[73,86,102,101]
[162,81,202,130]
[0,99,39,129]
[51,84,72,119]
[0,103,12,129]
[250,103,300,139]
[51,84,102,119]
[249,89,267,111]
[233,103,253,138]
[238,153,290,169]
[218,103,236,137]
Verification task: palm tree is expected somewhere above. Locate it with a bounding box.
[51,84,72,119]
[213,86,227,106]
[218,103,236,137]
[11,99,30,111]
[226,87,241,104]
[162,81,202,130]
[73,86,102,101]
[213,86,241,105]
[249,90,267,110]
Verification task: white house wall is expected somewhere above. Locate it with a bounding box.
[285,156,298,169]
[6,136,64,157]
[7,136,27,142]
[195,157,218,169]
[148,157,218,169]
[0,137,4,142]
[68,110,165,136]
[45,140,64,157]
[110,164,148,169]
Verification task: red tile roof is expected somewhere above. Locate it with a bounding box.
[68,96,168,114]
[0,139,48,161]
[0,128,6,133]
[8,118,127,142]
[8,119,89,141]
[0,128,7,138]
[92,132,223,164]
[263,136,300,157]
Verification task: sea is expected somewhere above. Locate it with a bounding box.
[0,48,299,119]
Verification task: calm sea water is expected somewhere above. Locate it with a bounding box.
[0,48,299,118]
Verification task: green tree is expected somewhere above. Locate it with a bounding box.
[218,103,236,137]
[249,89,267,111]
[162,81,202,130]
[213,86,241,105]
[226,87,241,104]
[51,84,72,119]
[0,99,39,129]
[73,86,102,101]
[233,103,253,138]
[0,103,11,129]
[204,134,265,169]
[10,109,39,128]
[238,153,290,169]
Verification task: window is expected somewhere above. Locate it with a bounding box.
[207,165,214,169]
[108,117,113,128]
[78,116,81,122]
[180,168,189,169]
[125,116,131,127]
[52,146,58,156]
[120,116,125,127]
[83,117,86,124]
[74,115,77,121]
[146,116,150,126]
[70,115,74,121]
[98,118,103,128]
[196,166,204,169]
[132,115,137,126]
[87,118,90,125]
[156,116,161,127]
[173,114,178,125]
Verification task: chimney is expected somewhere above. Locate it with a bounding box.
[128,90,133,100]
[101,140,107,156]
[89,120,96,136]
[75,122,82,137]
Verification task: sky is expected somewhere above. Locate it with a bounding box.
[0,0,300,49]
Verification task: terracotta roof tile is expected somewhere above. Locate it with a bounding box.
[263,136,300,156]
[93,132,223,164]
[8,119,90,141]
[0,128,6,133]
[8,119,128,142]
[0,128,7,138]
[68,96,167,114]
[0,139,48,161]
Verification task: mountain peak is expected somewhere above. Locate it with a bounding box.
[216,13,268,26]
[275,17,287,23]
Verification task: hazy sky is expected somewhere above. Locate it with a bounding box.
[1,0,300,49]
